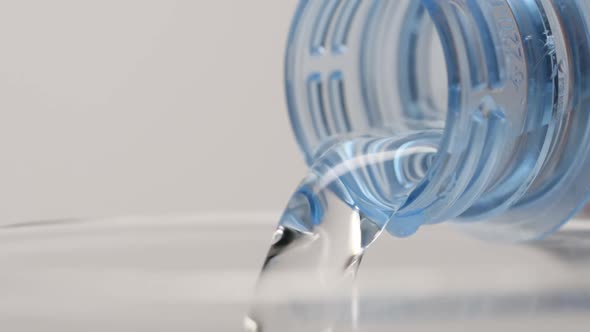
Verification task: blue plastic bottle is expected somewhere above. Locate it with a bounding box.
[284,0,590,241]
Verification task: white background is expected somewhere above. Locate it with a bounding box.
[0,0,304,222]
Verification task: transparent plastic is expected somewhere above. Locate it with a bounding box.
[285,0,590,241]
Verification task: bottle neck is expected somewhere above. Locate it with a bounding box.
[286,0,590,241]
[395,0,573,226]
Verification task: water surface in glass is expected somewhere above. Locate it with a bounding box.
[3,214,590,331]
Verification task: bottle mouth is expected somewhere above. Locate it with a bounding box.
[286,0,590,240]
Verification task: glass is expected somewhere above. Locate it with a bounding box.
[2,214,590,331]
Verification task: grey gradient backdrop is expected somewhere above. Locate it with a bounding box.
[0,0,304,222]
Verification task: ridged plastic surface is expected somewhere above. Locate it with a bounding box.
[286,0,590,241]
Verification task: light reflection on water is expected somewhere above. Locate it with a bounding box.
[1,216,590,331]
